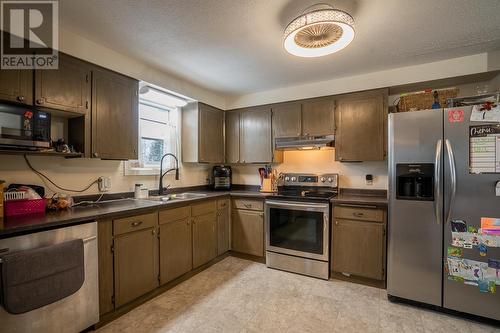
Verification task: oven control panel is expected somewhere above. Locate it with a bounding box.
[282,173,338,188]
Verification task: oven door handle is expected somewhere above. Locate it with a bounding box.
[265,200,329,209]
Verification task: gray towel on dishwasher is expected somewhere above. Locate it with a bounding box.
[0,239,85,314]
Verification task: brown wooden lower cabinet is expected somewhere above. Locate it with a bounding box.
[192,212,217,268]
[159,216,193,284]
[114,221,159,307]
[332,218,385,280]
[232,204,264,257]
[97,219,114,316]
[217,199,230,255]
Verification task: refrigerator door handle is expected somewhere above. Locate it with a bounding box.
[434,139,442,225]
[445,139,457,224]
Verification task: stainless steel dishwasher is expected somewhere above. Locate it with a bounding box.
[0,222,99,333]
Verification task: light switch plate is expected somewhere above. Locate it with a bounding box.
[98,177,111,192]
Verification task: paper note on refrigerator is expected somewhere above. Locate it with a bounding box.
[470,104,500,122]
[469,125,500,174]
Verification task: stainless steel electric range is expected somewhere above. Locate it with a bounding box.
[265,173,338,280]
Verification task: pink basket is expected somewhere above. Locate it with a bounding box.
[5,199,46,217]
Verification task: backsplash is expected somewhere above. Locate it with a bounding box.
[232,149,388,189]
[0,155,210,196]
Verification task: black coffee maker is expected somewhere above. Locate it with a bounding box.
[213,165,232,190]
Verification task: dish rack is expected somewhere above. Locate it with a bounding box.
[4,191,46,217]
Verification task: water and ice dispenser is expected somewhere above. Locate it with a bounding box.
[396,164,434,201]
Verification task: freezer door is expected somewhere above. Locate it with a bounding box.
[388,109,443,306]
[443,106,500,320]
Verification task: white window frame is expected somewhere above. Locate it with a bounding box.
[124,101,180,176]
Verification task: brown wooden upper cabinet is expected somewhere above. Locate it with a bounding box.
[182,102,224,163]
[240,107,273,163]
[0,69,33,105]
[272,98,335,139]
[302,98,336,136]
[335,89,388,161]
[225,106,282,164]
[225,111,240,163]
[91,67,139,160]
[272,103,302,138]
[35,54,91,114]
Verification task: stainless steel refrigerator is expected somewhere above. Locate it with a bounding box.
[388,106,500,320]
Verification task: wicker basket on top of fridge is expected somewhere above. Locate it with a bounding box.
[396,88,459,112]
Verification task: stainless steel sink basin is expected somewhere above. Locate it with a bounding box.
[173,192,208,199]
[144,192,208,202]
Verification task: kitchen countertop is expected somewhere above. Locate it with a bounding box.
[0,188,387,238]
[0,190,270,239]
[331,188,388,207]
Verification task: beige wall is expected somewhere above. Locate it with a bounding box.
[0,156,210,196]
[59,28,226,110]
[232,149,388,189]
[226,53,490,109]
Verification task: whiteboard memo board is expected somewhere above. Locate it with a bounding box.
[469,124,500,174]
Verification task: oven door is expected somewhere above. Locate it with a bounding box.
[265,200,329,261]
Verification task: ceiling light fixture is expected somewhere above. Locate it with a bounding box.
[283,3,355,58]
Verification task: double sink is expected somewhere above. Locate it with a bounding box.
[142,192,208,202]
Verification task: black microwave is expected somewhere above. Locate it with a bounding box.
[0,104,51,149]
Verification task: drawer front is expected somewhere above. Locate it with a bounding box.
[217,198,229,210]
[191,200,216,217]
[159,206,190,225]
[232,199,263,211]
[333,205,383,222]
[114,212,158,235]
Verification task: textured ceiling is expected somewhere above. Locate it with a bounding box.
[59,0,500,96]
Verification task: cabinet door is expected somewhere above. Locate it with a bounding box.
[199,103,224,163]
[114,227,159,307]
[192,212,217,268]
[35,54,90,114]
[232,209,264,257]
[217,203,230,255]
[240,107,272,163]
[335,90,387,161]
[332,219,385,280]
[97,219,114,315]
[92,68,138,160]
[302,98,335,136]
[272,103,302,138]
[225,111,240,163]
[0,69,33,105]
[159,217,192,284]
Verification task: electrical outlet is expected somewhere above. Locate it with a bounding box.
[365,174,373,186]
[98,177,111,192]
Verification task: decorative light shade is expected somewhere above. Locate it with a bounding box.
[284,4,355,58]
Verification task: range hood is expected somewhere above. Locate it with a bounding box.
[275,135,335,150]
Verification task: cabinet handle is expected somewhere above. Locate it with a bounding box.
[152,229,156,235]
[335,221,339,225]
[17,96,25,102]
[36,98,45,105]
[187,220,190,225]
[353,212,365,217]
[244,204,252,208]
[131,221,143,227]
